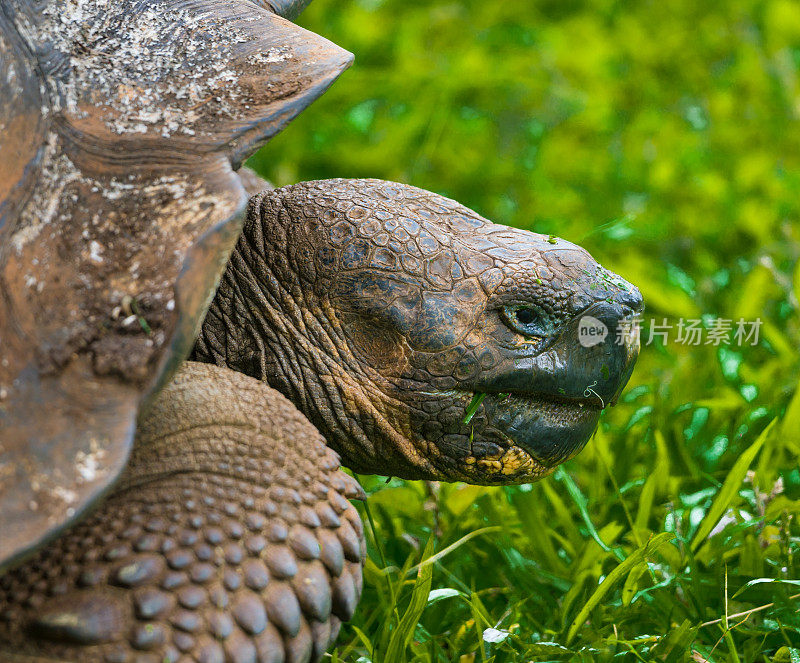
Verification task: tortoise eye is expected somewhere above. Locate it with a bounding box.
[502,305,554,338]
[515,308,536,325]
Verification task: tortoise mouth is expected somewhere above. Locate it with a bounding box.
[505,389,605,411]
[462,389,602,467]
[458,308,640,468]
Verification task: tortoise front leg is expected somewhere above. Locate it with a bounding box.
[0,363,364,663]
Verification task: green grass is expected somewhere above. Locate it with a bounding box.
[250,0,800,659]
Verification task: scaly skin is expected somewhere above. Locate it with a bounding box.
[194,179,642,484]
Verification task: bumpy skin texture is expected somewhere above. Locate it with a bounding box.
[0,363,365,662]
[194,179,642,484]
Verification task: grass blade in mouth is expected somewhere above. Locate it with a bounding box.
[463,392,486,424]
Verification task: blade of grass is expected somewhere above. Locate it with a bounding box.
[780,375,800,443]
[732,578,800,599]
[470,589,489,662]
[723,627,742,663]
[596,435,642,547]
[635,472,657,532]
[361,494,397,609]
[510,489,568,576]
[540,479,580,555]
[566,532,674,645]
[463,392,486,424]
[648,619,698,661]
[690,419,776,551]
[385,537,436,662]
[621,559,648,607]
[348,625,375,658]
[554,467,625,561]
[406,526,501,575]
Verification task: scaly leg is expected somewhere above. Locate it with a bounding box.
[0,362,365,663]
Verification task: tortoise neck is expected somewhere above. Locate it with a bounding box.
[191,197,432,480]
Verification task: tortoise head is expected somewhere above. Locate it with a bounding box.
[195,179,642,484]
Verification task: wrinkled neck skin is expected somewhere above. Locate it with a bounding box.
[193,179,642,485]
[193,196,432,480]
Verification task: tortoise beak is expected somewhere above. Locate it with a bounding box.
[537,296,642,407]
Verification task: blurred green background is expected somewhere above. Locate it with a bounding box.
[250,1,800,660]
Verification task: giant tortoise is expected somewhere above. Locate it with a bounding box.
[0,0,643,660]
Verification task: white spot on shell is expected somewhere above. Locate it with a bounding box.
[89,240,103,263]
[53,486,78,505]
[75,446,107,483]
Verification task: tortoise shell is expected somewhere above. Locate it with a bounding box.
[0,0,352,571]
